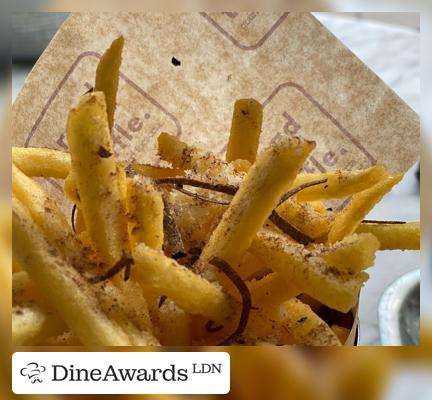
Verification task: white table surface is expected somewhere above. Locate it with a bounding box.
[12,13,420,346]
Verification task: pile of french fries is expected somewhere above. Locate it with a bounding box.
[12,37,420,346]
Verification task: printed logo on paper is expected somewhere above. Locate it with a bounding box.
[200,12,290,50]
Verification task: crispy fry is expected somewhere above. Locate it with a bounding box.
[157,132,247,183]
[293,165,388,201]
[320,233,380,273]
[12,145,186,182]
[117,162,128,203]
[232,158,252,173]
[157,299,191,345]
[238,252,266,280]
[276,198,330,239]
[94,278,159,345]
[158,132,199,169]
[199,137,316,276]
[327,175,403,243]
[127,177,164,249]
[309,200,328,214]
[39,331,81,346]
[12,197,135,345]
[248,272,300,309]
[130,163,185,179]
[14,167,157,344]
[13,271,41,306]
[251,231,367,313]
[132,243,233,322]
[75,207,86,233]
[64,171,81,206]
[13,303,66,345]
[95,35,124,130]
[12,164,73,247]
[331,324,351,344]
[267,298,342,346]
[67,92,129,265]
[226,99,263,163]
[12,147,71,179]
[356,221,420,250]
[166,190,225,248]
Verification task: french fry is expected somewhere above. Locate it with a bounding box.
[293,165,388,202]
[12,164,98,281]
[250,231,367,313]
[12,145,186,182]
[331,324,350,344]
[157,299,191,345]
[166,190,225,248]
[117,162,128,203]
[231,158,252,173]
[226,99,263,164]
[356,221,420,250]
[157,132,247,184]
[238,252,267,280]
[131,163,185,179]
[127,177,164,249]
[67,92,129,265]
[158,132,199,170]
[13,172,157,345]
[267,298,342,346]
[248,272,300,309]
[320,233,380,273]
[13,168,158,344]
[199,137,316,275]
[39,331,81,346]
[13,303,67,346]
[66,162,180,208]
[12,197,135,345]
[12,147,71,179]
[94,279,159,345]
[64,171,81,205]
[95,35,124,130]
[276,198,330,238]
[75,207,86,233]
[309,200,328,214]
[13,271,41,306]
[12,164,74,249]
[327,175,403,243]
[132,243,233,322]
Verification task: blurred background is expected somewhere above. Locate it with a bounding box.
[5,8,432,400]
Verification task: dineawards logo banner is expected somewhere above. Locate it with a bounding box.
[13,352,230,394]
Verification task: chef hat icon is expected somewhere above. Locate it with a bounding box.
[20,362,46,384]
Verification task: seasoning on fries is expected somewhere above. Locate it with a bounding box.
[11,37,420,346]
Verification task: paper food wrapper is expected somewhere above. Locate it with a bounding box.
[12,12,419,345]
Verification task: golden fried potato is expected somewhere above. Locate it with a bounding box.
[356,221,420,250]
[226,99,263,164]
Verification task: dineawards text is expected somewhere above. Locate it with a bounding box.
[52,364,189,382]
